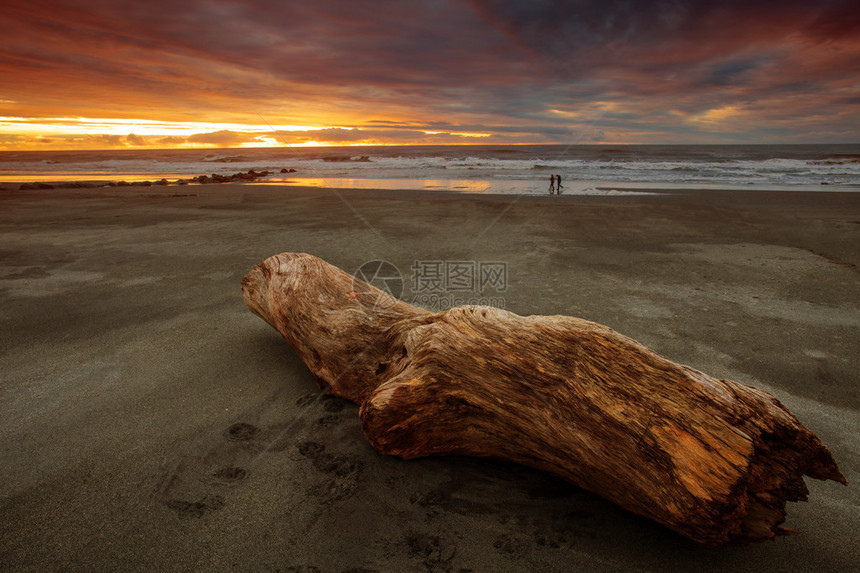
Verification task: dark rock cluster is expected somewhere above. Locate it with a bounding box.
[190,169,273,184]
[19,182,64,190]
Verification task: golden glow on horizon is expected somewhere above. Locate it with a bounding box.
[448,132,490,138]
[0,116,320,137]
[0,115,504,149]
[240,136,283,147]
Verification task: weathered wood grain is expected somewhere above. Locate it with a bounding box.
[242,252,846,546]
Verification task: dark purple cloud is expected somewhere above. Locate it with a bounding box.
[0,0,857,145]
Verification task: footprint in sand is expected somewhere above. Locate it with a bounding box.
[165,494,225,519]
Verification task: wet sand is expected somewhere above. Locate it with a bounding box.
[1,184,858,571]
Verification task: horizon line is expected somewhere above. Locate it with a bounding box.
[2,141,859,153]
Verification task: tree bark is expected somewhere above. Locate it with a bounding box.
[242,252,846,546]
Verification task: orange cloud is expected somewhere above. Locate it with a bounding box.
[0,0,858,148]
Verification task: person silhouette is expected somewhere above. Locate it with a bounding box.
[549,174,555,194]
[556,174,563,194]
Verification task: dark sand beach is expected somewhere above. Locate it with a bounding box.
[1,184,858,571]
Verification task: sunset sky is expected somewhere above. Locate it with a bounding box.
[1,0,858,150]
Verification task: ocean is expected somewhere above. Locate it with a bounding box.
[1,144,858,194]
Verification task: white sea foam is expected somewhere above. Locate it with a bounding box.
[1,144,858,192]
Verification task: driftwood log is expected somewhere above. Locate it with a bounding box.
[242,252,845,546]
